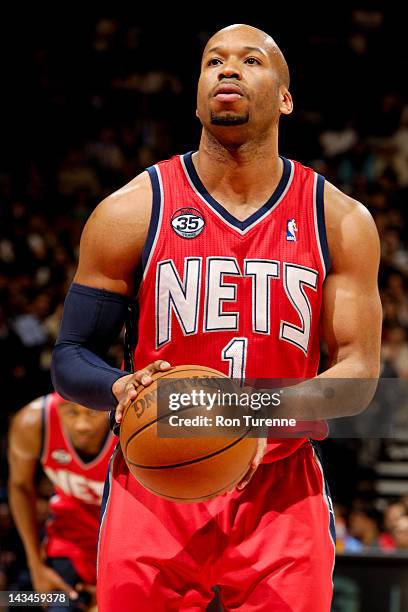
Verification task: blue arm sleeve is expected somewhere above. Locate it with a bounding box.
[51,283,131,411]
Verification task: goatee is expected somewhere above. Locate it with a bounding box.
[210,112,249,126]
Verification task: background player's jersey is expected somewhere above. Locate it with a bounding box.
[41,392,116,582]
[134,152,330,462]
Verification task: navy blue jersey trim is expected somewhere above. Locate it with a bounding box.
[183,151,292,231]
[141,165,161,271]
[38,395,47,460]
[316,174,331,274]
[99,466,111,527]
[97,443,119,577]
[310,440,336,545]
[99,444,119,528]
[109,411,117,435]
[110,298,140,435]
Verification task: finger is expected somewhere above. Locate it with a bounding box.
[130,368,152,386]
[115,383,142,423]
[75,582,93,592]
[140,360,171,383]
[116,362,171,423]
[252,437,268,466]
[153,360,171,372]
[75,583,97,611]
[236,465,257,491]
[120,383,140,405]
[54,576,78,601]
[252,446,265,468]
[237,439,267,490]
[115,406,123,424]
[124,383,139,400]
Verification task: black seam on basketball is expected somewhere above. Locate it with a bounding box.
[121,367,225,425]
[135,460,253,501]
[126,425,253,469]
[122,369,231,452]
[123,400,228,453]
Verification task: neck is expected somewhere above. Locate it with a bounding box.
[195,127,281,204]
[72,430,108,456]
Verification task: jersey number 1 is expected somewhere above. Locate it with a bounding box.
[221,264,318,380]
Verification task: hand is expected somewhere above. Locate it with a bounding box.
[236,438,268,490]
[75,583,97,611]
[30,562,78,601]
[112,360,171,424]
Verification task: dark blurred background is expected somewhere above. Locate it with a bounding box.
[1,8,408,610]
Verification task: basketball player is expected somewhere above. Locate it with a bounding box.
[8,392,116,611]
[51,24,382,611]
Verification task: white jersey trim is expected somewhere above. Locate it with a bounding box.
[313,172,328,279]
[143,164,164,280]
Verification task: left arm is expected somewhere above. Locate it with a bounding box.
[274,181,382,420]
[238,182,382,488]
[319,180,382,381]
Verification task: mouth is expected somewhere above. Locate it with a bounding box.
[213,84,243,103]
[75,433,91,442]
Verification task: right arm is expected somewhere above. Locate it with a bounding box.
[7,401,77,599]
[51,171,171,417]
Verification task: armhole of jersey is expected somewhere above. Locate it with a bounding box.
[313,173,331,278]
[109,411,119,436]
[38,395,48,462]
[141,164,164,277]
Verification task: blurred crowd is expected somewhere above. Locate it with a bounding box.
[335,497,408,554]
[1,8,408,593]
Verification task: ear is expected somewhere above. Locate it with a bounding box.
[196,108,200,118]
[279,87,293,116]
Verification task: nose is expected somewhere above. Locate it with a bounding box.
[75,417,91,434]
[219,59,241,81]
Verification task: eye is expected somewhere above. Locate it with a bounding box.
[208,58,222,66]
[245,57,261,65]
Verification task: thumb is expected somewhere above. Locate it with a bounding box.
[252,438,267,467]
[252,447,263,467]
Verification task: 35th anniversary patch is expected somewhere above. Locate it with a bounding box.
[171,207,205,238]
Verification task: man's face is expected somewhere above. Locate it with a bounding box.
[197,28,289,139]
[393,516,408,549]
[59,403,109,451]
[384,503,406,531]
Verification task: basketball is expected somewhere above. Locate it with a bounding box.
[119,365,258,502]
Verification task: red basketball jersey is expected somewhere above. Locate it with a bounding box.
[41,392,116,583]
[134,152,330,462]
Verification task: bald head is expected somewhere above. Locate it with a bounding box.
[197,22,294,143]
[203,24,290,88]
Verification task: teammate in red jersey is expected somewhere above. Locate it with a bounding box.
[8,392,116,611]
[52,24,382,611]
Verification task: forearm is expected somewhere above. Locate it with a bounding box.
[8,484,42,569]
[271,356,379,420]
[51,283,131,411]
[52,343,128,410]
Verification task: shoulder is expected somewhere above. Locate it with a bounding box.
[86,170,153,237]
[323,180,380,272]
[324,180,375,228]
[9,397,44,458]
[75,171,154,292]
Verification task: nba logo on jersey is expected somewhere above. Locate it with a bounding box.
[286,218,298,242]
